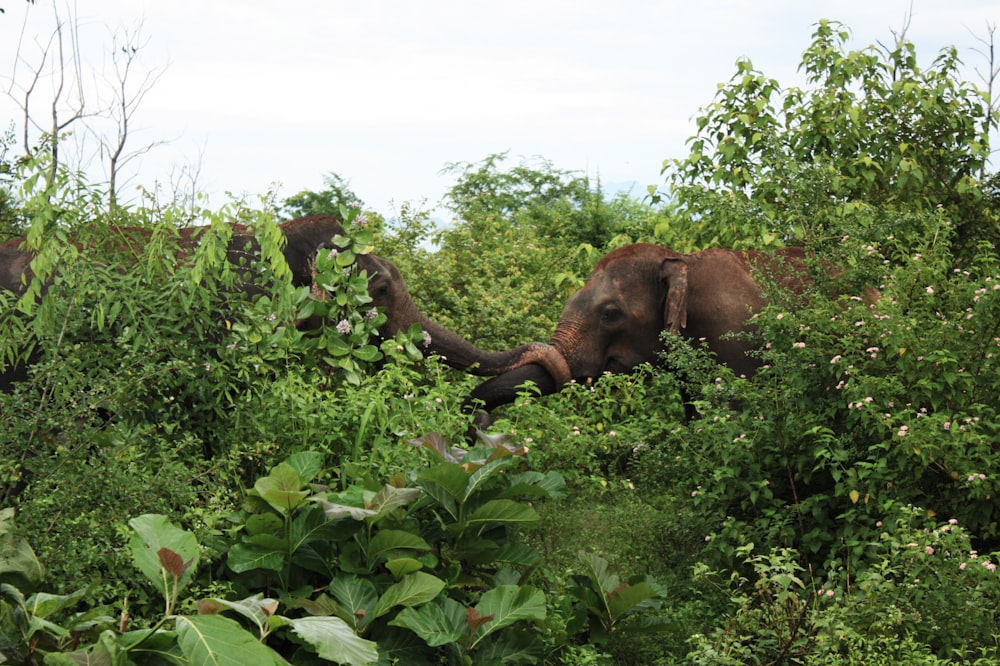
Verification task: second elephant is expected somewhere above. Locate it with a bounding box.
[0,216,569,391]
[467,242,810,413]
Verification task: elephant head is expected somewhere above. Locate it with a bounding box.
[468,243,808,412]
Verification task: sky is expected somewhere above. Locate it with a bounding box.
[2,1,999,221]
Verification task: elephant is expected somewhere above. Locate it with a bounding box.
[466,242,810,414]
[0,215,569,391]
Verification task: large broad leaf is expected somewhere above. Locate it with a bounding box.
[175,614,287,666]
[284,451,324,485]
[366,530,431,567]
[0,508,44,589]
[469,585,547,649]
[578,551,619,594]
[473,627,545,665]
[254,462,309,515]
[289,506,345,551]
[389,596,467,647]
[287,616,379,666]
[473,543,540,569]
[311,496,379,521]
[465,500,539,532]
[417,464,469,505]
[607,581,662,620]
[329,575,379,629]
[24,586,91,621]
[408,432,465,463]
[502,471,568,500]
[128,515,199,597]
[372,572,446,622]
[310,485,379,522]
[385,557,424,579]
[197,595,280,637]
[227,541,286,574]
[463,457,516,503]
[368,485,422,520]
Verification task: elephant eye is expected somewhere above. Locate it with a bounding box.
[600,305,624,325]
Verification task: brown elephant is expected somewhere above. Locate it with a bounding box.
[467,242,809,413]
[0,215,569,391]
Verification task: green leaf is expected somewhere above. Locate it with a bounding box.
[463,457,516,502]
[470,585,547,648]
[175,614,287,665]
[0,508,44,584]
[24,587,90,621]
[254,462,309,515]
[578,551,619,595]
[417,463,469,504]
[366,529,431,566]
[128,515,199,597]
[310,496,378,521]
[466,500,539,531]
[227,542,286,574]
[329,575,379,629]
[504,471,567,500]
[287,616,379,665]
[385,557,424,579]
[197,595,280,636]
[389,597,467,647]
[352,345,381,362]
[372,572,446,621]
[607,582,662,619]
[284,451,324,485]
[367,485,422,519]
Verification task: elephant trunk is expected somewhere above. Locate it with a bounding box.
[408,316,571,386]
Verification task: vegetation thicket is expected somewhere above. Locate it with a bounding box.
[2,18,1000,665]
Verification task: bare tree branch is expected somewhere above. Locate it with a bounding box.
[970,22,1000,171]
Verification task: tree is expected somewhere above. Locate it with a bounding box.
[280,172,360,219]
[659,19,999,254]
[4,3,167,213]
[441,151,622,248]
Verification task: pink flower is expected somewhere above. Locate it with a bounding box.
[793,342,806,349]
[926,286,935,294]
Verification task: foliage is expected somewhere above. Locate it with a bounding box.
[0,443,657,664]
[686,515,1000,664]
[659,19,999,254]
[4,15,1000,665]
[0,122,22,238]
[279,172,386,235]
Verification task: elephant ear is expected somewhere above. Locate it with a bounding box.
[660,257,688,333]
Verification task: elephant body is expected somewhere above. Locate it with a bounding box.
[0,216,568,391]
[468,243,809,412]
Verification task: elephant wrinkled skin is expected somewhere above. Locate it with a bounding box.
[468,242,810,413]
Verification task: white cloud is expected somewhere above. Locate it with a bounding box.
[2,0,997,216]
